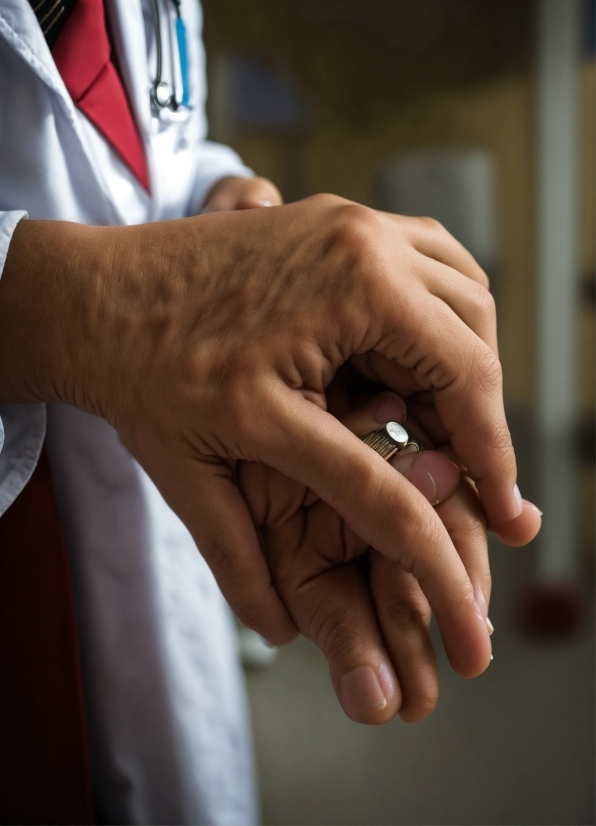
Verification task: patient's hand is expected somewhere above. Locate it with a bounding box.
[237,390,541,725]
[201,175,282,212]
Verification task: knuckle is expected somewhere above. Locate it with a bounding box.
[490,421,515,466]
[470,283,496,323]
[326,203,381,260]
[310,605,361,662]
[451,487,491,528]
[462,365,516,460]
[471,344,503,397]
[317,203,391,308]
[477,267,491,291]
[305,192,350,221]
[399,513,445,576]
[458,523,488,558]
[383,595,430,632]
[309,192,346,209]
[416,215,445,234]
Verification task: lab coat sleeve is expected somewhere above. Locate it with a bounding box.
[0,210,46,517]
[187,139,254,216]
[185,2,254,215]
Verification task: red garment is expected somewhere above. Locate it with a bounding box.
[0,2,150,821]
[0,451,94,824]
[52,0,149,190]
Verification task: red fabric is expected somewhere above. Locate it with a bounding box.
[52,0,149,190]
[0,450,94,825]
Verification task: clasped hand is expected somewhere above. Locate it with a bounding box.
[0,175,542,724]
[238,374,540,724]
[200,178,540,724]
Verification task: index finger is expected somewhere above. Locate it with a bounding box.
[401,214,490,290]
[379,288,520,529]
[430,327,521,529]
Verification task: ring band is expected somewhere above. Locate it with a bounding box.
[361,422,421,461]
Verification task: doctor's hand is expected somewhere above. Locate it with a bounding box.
[0,194,520,647]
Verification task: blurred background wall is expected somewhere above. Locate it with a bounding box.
[201,1,595,823]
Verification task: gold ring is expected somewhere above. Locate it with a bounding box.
[361,422,421,461]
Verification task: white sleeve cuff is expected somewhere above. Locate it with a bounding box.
[0,403,46,516]
[0,210,46,516]
[0,210,28,273]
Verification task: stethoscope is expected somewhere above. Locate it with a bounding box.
[149,0,190,114]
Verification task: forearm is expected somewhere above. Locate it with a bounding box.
[0,214,224,429]
[0,219,110,410]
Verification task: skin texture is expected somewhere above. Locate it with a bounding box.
[0,179,537,670]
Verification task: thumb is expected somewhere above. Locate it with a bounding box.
[275,544,401,724]
[128,439,297,645]
[235,177,283,210]
[389,449,460,506]
[202,176,283,213]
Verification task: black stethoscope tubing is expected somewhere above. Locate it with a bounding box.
[150,0,164,88]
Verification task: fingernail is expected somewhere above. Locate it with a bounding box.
[408,452,459,503]
[513,483,523,517]
[525,500,543,517]
[486,617,495,634]
[474,585,488,619]
[255,199,273,207]
[340,666,388,718]
[490,654,494,661]
[378,662,395,699]
[374,394,406,425]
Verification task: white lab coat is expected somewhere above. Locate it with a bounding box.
[0,1,258,823]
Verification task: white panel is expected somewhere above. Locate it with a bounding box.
[535,0,582,576]
[376,148,499,274]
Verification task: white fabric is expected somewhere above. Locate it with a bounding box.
[0,1,257,823]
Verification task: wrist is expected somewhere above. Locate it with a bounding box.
[0,219,113,412]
